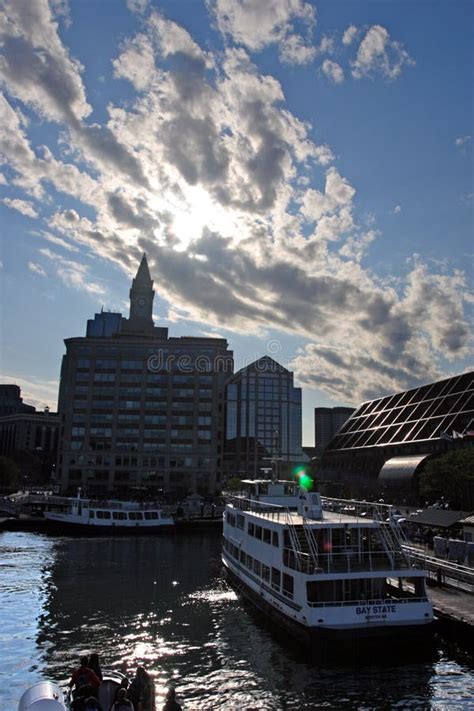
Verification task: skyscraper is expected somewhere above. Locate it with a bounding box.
[57,255,233,496]
[314,406,354,452]
[224,356,303,479]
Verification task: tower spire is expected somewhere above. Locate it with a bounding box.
[128,253,155,329]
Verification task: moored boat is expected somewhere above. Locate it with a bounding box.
[222,477,435,644]
[44,491,174,534]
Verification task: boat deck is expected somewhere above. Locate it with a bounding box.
[239,508,379,527]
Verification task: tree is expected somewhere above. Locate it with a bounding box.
[0,456,20,492]
[418,448,474,507]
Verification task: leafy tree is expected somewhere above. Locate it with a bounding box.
[0,457,20,491]
[418,448,474,506]
[225,477,242,492]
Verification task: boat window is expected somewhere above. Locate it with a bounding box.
[96,510,111,519]
[253,559,261,576]
[271,567,281,591]
[246,553,254,569]
[135,512,143,520]
[248,522,255,536]
[239,550,245,563]
[262,564,270,582]
[236,514,245,529]
[226,512,236,527]
[89,510,95,519]
[128,512,136,520]
[307,580,343,603]
[263,528,271,544]
[113,511,126,520]
[144,511,159,520]
[282,573,294,599]
[272,531,279,547]
[255,525,262,540]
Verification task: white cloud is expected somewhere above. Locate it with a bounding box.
[28,260,47,276]
[393,204,402,214]
[39,248,105,295]
[351,25,414,80]
[455,135,471,148]
[126,0,150,14]
[279,34,316,65]
[321,59,344,84]
[209,0,315,52]
[2,197,38,217]
[342,24,358,46]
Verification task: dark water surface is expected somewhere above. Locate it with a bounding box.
[1,531,473,710]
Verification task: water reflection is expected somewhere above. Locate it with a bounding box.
[1,531,473,710]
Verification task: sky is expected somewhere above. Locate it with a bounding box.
[0,0,472,446]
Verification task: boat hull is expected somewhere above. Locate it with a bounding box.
[44,517,175,535]
[224,565,436,647]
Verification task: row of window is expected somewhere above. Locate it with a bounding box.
[91,509,160,520]
[223,537,294,599]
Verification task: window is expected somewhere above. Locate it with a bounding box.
[113,511,126,520]
[96,510,111,519]
[89,510,95,519]
[144,511,159,520]
[282,573,294,599]
[248,522,255,536]
[262,564,270,582]
[236,514,245,530]
[263,528,271,544]
[255,525,262,540]
[272,531,279,547]
[271,567,281,591]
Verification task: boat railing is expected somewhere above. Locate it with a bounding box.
[321,496,398,523]
[307,596,430,608]
[283,547,410,575]
[226,495,290,521]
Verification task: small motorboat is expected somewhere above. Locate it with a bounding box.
[19,671,127,711]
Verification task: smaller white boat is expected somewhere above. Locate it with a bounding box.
[19,671,128,710]
[44,490,174,534]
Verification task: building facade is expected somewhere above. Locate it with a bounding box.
[224,356,303,479]
[0,387,59,485]
[314,406,354,452]
[57,255,233,496]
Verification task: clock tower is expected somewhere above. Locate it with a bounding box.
[128,253,155,329]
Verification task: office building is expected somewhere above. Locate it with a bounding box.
[0,387,59,484]
[224,356,303,479]
[314,406,354,452]
[57,255,233,496]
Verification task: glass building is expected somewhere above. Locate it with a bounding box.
[224,356,303,479]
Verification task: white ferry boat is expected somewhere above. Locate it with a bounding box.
[222,478,434,642]
[44,490,174,534]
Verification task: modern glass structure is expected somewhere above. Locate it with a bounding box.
[224,356,303,479]
[57,255,233,496]
[320,371,474,483]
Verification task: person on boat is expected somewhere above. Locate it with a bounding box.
[85,697,103,710]
[162,687,182,711]
[88,652,103,681]
[69,655,101,693]
[128,666,155,710]
[111,687,135,710]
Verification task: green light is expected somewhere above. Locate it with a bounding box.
[292,466,314,491]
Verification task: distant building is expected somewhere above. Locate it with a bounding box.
[57,254,233,496]
[0,388,59,484]
[314,406,354,452]
[0,384,35,416]
[224,356,303,479]
[320,372,474,499]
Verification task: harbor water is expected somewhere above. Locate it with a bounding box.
[1,531,473,710]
